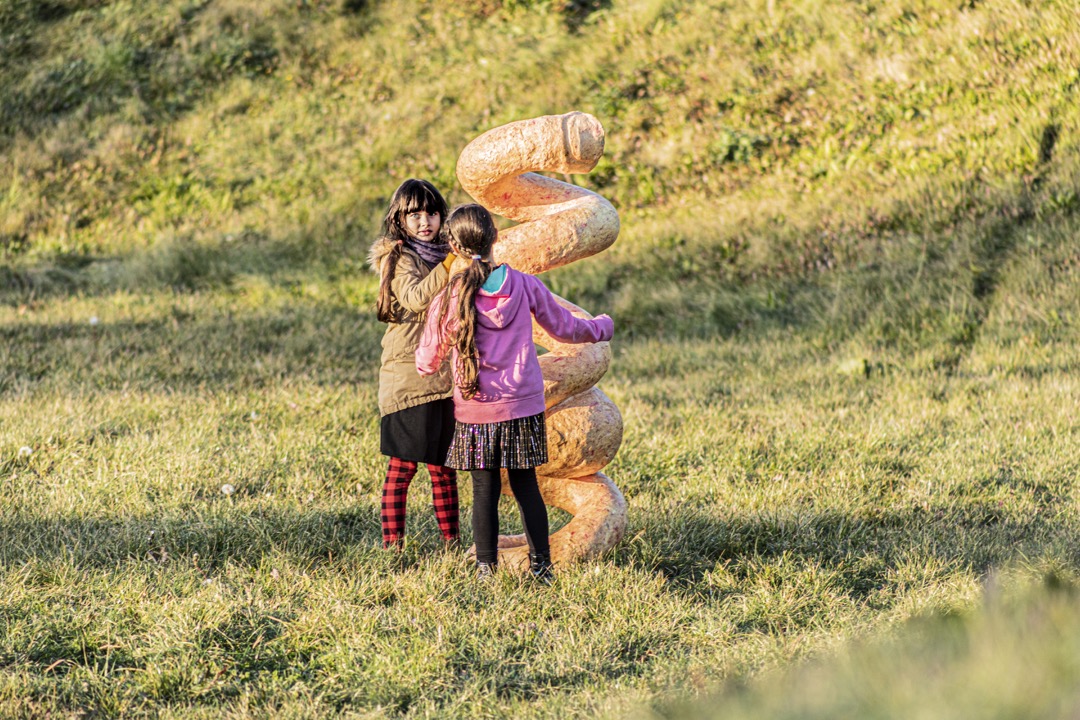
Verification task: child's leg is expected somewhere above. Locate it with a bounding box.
[470,469,501,564]
[507,468,550,558]
[381,457,418,547]
[426,465,459,541]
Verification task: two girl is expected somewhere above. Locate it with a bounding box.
[369,179,460,548]
[417,204,613,581]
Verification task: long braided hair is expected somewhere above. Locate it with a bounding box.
[375,179,449,323]
[438,204,498,400]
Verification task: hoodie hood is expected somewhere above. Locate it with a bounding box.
[475,265,526,330]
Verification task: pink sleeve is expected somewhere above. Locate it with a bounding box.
[416,291,454,376]
[526,274,614,344]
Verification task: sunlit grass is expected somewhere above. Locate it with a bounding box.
[2,0,1079,716]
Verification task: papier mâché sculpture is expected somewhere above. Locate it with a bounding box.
[456,112,627,567]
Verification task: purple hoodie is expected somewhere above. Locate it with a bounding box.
[417,266,613,424]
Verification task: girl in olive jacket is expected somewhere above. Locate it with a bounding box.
[368,179,458,548]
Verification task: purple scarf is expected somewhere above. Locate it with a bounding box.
[402,235,451,268]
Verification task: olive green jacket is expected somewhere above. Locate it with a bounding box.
[368,237,453,416]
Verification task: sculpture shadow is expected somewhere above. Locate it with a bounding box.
[617,499,1078,602]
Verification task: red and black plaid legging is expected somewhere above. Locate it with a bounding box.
[381,457,459,547]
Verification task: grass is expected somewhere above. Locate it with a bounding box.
[663,569,1080,720]
[2,0,1079,716]
[2,222,1077,716]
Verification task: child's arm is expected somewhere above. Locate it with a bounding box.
[526,274,614,344]
[393,256,450,315]
[416,291,455,376]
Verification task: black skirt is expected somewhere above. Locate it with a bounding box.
[445,412,548,470]
[380,398,456,466]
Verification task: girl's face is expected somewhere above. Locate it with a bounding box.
[404,210,441,241]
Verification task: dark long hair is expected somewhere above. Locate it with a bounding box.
[438,204,498,399]
[376,179,449,323]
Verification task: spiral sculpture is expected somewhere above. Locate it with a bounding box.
[456,112,626,568]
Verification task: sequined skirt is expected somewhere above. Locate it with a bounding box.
[445,412,548,470]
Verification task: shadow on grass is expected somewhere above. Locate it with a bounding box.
[0,299,384,393]
[4,174,1064,359]
[7,497,1071,593]
[0,0,287,149]
[0,505,384,570]
[0,223,373,306]
[619,500,1075,599]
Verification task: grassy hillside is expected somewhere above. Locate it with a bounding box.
[1,0,1079,717]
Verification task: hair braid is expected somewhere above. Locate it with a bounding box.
[447,259,493,399]
[437,204,499,400]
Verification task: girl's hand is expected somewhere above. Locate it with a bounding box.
[594,313,614,341]
[441,253,457,272]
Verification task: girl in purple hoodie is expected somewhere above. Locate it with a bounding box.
[417,204,613,581]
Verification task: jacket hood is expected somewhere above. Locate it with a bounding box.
[475,265,525,330]
[367,236,398,274]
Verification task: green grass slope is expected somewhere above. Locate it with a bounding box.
[1,0,1078,717]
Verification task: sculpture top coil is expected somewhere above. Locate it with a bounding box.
[456,112,627,566]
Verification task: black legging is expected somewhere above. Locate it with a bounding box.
[471,468,549,564]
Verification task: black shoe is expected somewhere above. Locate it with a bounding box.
[529,553,554,584]
[476,561,497,580]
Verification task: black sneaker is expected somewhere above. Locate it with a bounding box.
[529,553,555,585]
